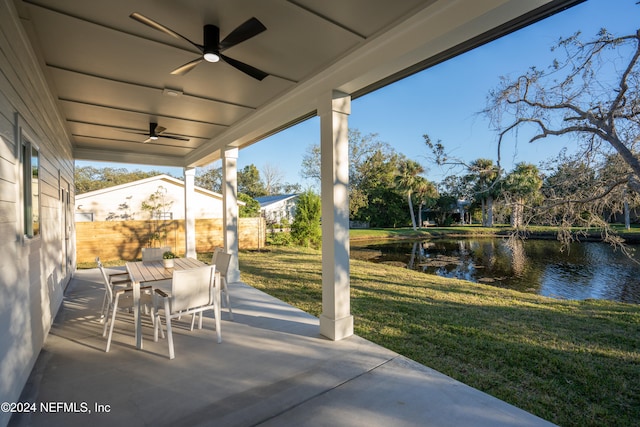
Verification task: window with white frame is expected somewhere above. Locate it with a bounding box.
[152,211,173,220]
[22,138,40,238]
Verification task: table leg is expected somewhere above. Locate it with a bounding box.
[133,280,142,349]
[214,271,222,343]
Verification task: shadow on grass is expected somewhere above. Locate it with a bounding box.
[239,246,640,427]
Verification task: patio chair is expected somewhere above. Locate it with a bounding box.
[97,261,159,352]
[211,249,233,320]
[153,265,221,359]
[96,256,132,320]
[142,246,171,261]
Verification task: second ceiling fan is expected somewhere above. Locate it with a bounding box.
[129,123,189,143]
[130,12,268,81]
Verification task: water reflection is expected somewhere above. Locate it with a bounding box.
[350,238,640,304]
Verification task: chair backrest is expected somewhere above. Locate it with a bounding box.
[96,257,114,301]
[142,246,171,261]
[210,247,224,265]
[212,251,231,277]
[171,265,216,312]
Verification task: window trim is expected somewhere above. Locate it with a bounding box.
[16,117,41,241]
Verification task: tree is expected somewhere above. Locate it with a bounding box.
[238,193,261,217]
[413,177,438,228]
[290,190,322,248]
[394,159,426,230]
[301,129,403,224]
[424,136,503,226]
[261,163,284,195]
[140,186,174,247]
[468,159,500,226]
[486,25,640,241]
[539,151,599,231]
[75,166,167,193]
[301,129,392,183]
[196,166,222,193]
[502,163,542,228]
[352,149,403,225]
[260,163,301,195]
[238,164,267,198]
[279,182,303,194]
[433,176,467,226]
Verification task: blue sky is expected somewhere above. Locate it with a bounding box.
[79,0,638,188]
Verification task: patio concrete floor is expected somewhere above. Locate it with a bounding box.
[10,267,556,427]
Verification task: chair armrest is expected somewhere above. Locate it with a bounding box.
[117,285,153,296]
[154,289,169,298]
[109,272,130,278]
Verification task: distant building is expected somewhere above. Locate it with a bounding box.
[75,174,243,222]
[255,194,299,225]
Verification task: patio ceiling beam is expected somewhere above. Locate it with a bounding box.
[48,65,258,112]
[285,0,368,40]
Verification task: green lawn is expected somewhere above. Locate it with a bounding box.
[348,224,640,244]
[238,246,640,427]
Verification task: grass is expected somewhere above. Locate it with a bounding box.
[238,245,640,427]
[349,224,640,244]
[349,224,502,240]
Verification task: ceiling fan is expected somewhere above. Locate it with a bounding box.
[127,123,190,143]
[130,12,268,81]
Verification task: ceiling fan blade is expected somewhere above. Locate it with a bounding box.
[219,17,266,50]
[171,58,204,75]
[155,125,167,134]
[160,134,190,141]
[130,12,203,52]
[143,137,152,143]
[220,53,268,81]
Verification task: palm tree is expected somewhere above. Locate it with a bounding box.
[414,178,438,228]
[503,163,542,228]
[468,159,500,226]
[395,159,425,230]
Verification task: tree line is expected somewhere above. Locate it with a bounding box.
[302,23,640,245]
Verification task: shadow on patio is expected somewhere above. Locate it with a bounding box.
[10,268,555,427]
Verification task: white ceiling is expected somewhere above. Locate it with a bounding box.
[14,0,582,169]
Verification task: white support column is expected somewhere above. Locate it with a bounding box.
[318,90,354,341]
[222,147,240,283]
[184,167,197,259]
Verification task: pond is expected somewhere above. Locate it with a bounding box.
[350,238,640,304]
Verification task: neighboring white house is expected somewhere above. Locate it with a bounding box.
[75,174,242,222]
[255,194,299,224]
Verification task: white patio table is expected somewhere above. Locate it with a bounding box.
[126,257,206,349]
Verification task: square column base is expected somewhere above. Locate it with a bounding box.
[319,314,354,341]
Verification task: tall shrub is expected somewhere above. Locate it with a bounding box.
[291,190,321,248]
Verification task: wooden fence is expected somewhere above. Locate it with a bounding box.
[76,217,266,263]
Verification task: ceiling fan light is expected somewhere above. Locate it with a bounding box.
[204,51,220,62]
[150,135,159,140]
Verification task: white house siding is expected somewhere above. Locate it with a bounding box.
[75,175,226,222]
[0,2,75,426]
[257,194,298,224]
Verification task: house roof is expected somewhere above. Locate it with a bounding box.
[255,194,299,208]
[75,173,244,204]
[14,0,582,169]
